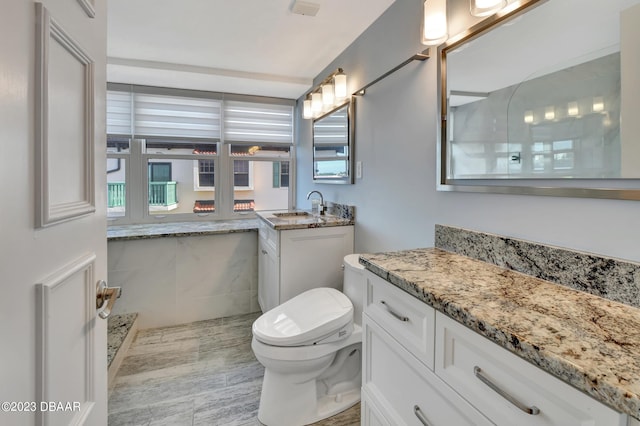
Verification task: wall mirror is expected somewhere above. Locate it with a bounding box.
[313,98,355,184]
[438,0,640,200]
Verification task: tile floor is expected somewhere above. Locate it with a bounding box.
[108,312,360,425]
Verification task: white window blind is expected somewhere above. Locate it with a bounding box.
[106,91,133,136]
[224,101,293,145]
[134,93,221,140]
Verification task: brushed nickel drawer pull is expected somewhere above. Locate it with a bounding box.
[380,300,409,322]
[474,366,540,415]
[414,405,433,426]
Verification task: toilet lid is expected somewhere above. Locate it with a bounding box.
[252,288,354,347]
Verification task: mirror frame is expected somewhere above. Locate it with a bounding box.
[437,0,640,201]
[312,97,355,184]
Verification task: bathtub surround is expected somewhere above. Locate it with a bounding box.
[435,224,640,309]
[108,231,258,329]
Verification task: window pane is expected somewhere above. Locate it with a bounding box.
[107,137,130,154]
[314,159,349,179]
[230,144,290,157]
[198,160,215,187]
[144,139,218,155]
[147,159,215,216]
[107,158,126,218]
[280,162,289,188]
[234,159,288,212]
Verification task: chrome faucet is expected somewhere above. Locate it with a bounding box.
[306,190,325,215]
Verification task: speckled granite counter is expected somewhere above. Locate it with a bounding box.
[107,219,259,241]
[107,313,137,367]
[256,210,354,230]
[360,248,640,420]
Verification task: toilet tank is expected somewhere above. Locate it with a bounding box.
[342,254,365,326]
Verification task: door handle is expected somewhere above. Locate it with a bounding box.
[96,280,121,319]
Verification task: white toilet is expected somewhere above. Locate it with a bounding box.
[251,254,365,426]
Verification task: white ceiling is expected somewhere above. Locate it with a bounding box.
[107,0,396,99]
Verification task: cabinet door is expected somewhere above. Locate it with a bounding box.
[363,315,493,426]
[279,226,354,303]
[362,387,392,426]
[435,313,626,426]
[258,238,279,312]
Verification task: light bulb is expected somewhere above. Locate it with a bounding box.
[311,92,322,114]
[322,83,334,106]
[470,0,507,17]
[334,73,347,100]
[303,99,312,119]
[421,0,448,46]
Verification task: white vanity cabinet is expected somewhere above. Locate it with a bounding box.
[257,221,354,312]
[362,271,630,426]
[363,273,493,426]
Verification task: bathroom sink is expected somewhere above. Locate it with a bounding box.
[272,211,311,218]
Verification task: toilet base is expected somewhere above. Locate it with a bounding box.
[256,341,362,426]
[257,370,360,426]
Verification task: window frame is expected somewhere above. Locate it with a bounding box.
[106,84,295,224]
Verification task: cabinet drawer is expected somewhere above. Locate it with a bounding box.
[365,272,435,368]
[363,316,493,426]
[435,312,626,426]
[258,220,278,252]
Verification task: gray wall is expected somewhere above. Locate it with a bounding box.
[295,0,640,263]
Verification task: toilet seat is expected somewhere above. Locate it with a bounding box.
[252,287,354,347]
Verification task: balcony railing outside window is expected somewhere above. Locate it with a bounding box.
[149,181,178,206]
[107,182,178,207]
[107,182,126,208]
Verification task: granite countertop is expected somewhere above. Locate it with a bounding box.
[360,247,640,420]
[256,210,354,230]
[107,219,259,241]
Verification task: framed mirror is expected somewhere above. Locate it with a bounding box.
[438,0,640,200]
[313,98,355,184]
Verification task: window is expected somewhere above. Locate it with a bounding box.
[273,162,289,188]
[198,160,215,188]
[106,84,294,223]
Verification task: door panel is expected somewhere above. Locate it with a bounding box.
[36,254,98,426]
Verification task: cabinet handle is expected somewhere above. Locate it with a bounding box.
[261,249,268,255]
[413,405,433,426]
[474,366,540,415]
[380,300,409,322]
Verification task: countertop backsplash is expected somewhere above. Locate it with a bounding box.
[435,224,640,309]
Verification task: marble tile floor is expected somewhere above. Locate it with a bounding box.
[108,312,360,426]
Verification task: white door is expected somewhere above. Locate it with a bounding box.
[0,1,107,425]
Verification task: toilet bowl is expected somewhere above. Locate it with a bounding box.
[251,254,365,426]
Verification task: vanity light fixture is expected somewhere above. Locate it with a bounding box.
[470,0,507,17]
[303,68,348,120]
[421,0,448,46]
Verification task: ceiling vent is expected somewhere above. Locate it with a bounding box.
[291,1,320,17]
